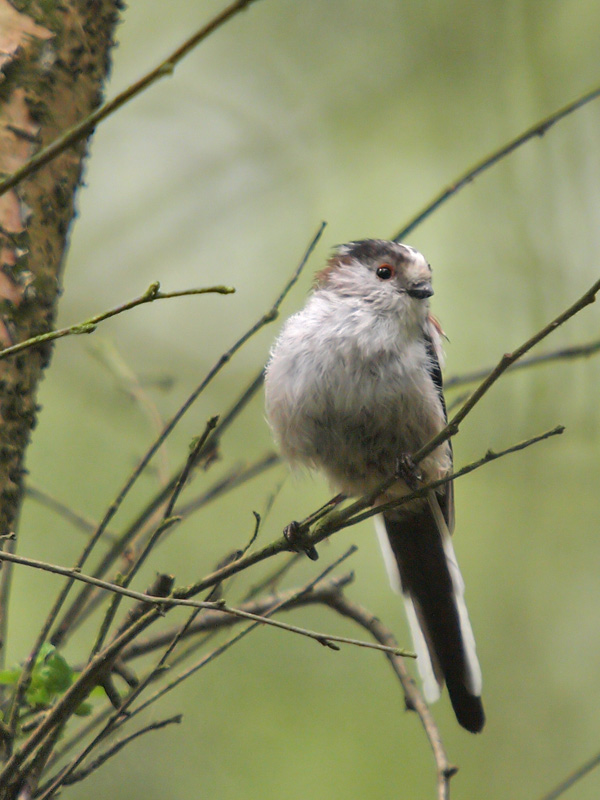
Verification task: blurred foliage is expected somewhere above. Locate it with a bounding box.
[0,644,99,724]
[6,0,600,798]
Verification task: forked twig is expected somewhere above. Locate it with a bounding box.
[49,222,325,649]
[173,422,564,599]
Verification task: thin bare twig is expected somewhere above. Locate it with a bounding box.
[52,452,280,643]
[0,609,160,788]
[537,749,600,800]
[50,564,321,769]
[412,277,599,465]
[322,592,455,800]
[0,284,234,361]
[243,553,302,602]
[0,549,413,658]
[173,423,564,598]
[128,552,361,721]
[57,376,274,640]
[45,600,210,780]
[37,550,360,796]
[394,82,600,240]
[152,530,295,673]
[164,416,220,519]
[24,486,119,543]
[89,341,171,485]
[87,517,180,661]
[54,715,183,789]
[50,222,325,648]
[0,0,263,200]
[88,415,220,660]
[176,452,280,518]
[445,337,600,390]
[119,573,351,663]
[347,425,564,527]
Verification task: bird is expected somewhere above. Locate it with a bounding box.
[264,238,484,733]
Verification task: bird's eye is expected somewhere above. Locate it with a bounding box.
[376,264,394,280]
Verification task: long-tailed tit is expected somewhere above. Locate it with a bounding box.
[264,239,484,733]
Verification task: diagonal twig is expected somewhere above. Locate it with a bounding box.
[346,425,564,527]
[87,415,220,659]
[117,573,350,662]
[56,715,183,789]
[173,422,564,599]
[0,549,414,659]
[0,609,161,788]
[394,82,600,240]
[411,277,599,467]
[537,749,600,800]
[35,550,361,796]
[24,485,119,544]
[57,380,273,640]
[445,337,600,390]
[48,221,325,649]
[322,591,455,800]
[0,0,263,200]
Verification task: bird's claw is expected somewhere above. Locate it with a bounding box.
[283,521,319,561]
[396,453,422,489]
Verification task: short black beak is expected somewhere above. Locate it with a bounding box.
[407,281,433,299]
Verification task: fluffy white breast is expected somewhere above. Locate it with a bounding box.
[265,288,448,494]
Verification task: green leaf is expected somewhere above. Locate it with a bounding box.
[25,645,75,708]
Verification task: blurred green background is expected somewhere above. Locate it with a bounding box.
[7,0,600,797]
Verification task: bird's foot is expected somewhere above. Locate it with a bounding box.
[395,453,422,490]
[283,521,319,561]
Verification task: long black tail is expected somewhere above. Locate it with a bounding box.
[376,498,485,733]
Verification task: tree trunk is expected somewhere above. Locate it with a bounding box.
[0,0,122,659]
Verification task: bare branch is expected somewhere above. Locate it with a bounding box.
[176,452,280,518]
[412,277,599,464]
[394,82,600,240]
[50,221,325,648]
[537,749,600,800]
[93,370,269,571]
[322,592,455,800]
[174,423,564,598]
[119,574,353,662]
[0,610,160,788]
[0,548,414,658]
[24,486,119,544]
[164,416,220,519]
[48,563,334,770]
[0,0,263,200]
[0,284,233,361]
[88,415,220,660]
[52,452,280,642]
[51,715,183,790]
[36,549,361,795]
[347,425,565,526]
[445,337,600,390]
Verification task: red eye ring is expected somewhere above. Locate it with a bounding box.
[376,264,394,280]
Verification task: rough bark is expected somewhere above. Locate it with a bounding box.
[0,0,122,655]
